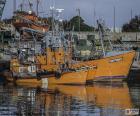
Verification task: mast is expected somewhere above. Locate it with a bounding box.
[93,7,96,30]
[131,8,133,20]
[20,3,23,11]
[76,8,80,41]
[22,0,24,10]
[28,0,33,11]
[36,0,39,16]
[113,6,116,33]
[97,20,106,57]
[50,6,55,36]
[76,8,80,33]
[13,0,16,13]
[0,0,6,20]
[20,0,24,11]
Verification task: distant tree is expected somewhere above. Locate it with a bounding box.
[44,16,95,31]
[122,15,140,32]
[68,16,94,31]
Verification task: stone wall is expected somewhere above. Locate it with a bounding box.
[65,32,140,41]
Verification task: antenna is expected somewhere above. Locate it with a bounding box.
[50,0,55,9]
[131,8,133,20]
[56,9,64,13]
[56,8,64,21]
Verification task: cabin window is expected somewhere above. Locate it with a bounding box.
[109,58,123,63]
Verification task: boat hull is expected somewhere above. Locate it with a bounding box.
[86,50,135,82]
[5,50,135,84]
[4,70,87,85]
[47,71,87,85]
[4,71,41,84]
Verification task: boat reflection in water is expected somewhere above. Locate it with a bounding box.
[129,84,140,108]
[0,83,133,116]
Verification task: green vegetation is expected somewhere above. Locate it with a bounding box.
[67,16,94,31]
[122,16,140,32]
[47,16,95,31]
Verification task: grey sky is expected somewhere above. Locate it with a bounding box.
[2,0,140,28]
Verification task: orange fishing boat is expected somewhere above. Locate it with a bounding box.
[85,20,136,82]
[4,8,135,85]
[6,50,135,84]
[13,11,49,39]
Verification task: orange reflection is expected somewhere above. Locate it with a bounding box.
[47,83,132,109]
[13,82,132,115]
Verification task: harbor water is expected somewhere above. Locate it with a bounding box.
[0,72,140,116]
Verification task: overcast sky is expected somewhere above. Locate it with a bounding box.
[2,0,140,28]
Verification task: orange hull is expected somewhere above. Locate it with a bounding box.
[47,71,87,85]
[3,71,41,84]
[86,50,135,82]
[13,11,49,37]
[5,76,41,84]
[4,70,87,85]
[14,22,49,32]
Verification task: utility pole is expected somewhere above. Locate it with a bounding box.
[131,8,133,20]
[19,0,23,11]
[36,0,39,16]
[113,6,116,33]
[13,0,16,13]
[93,7,96,31]
[20,0,24,11]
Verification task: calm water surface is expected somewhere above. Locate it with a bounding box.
[0,82,139,116]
